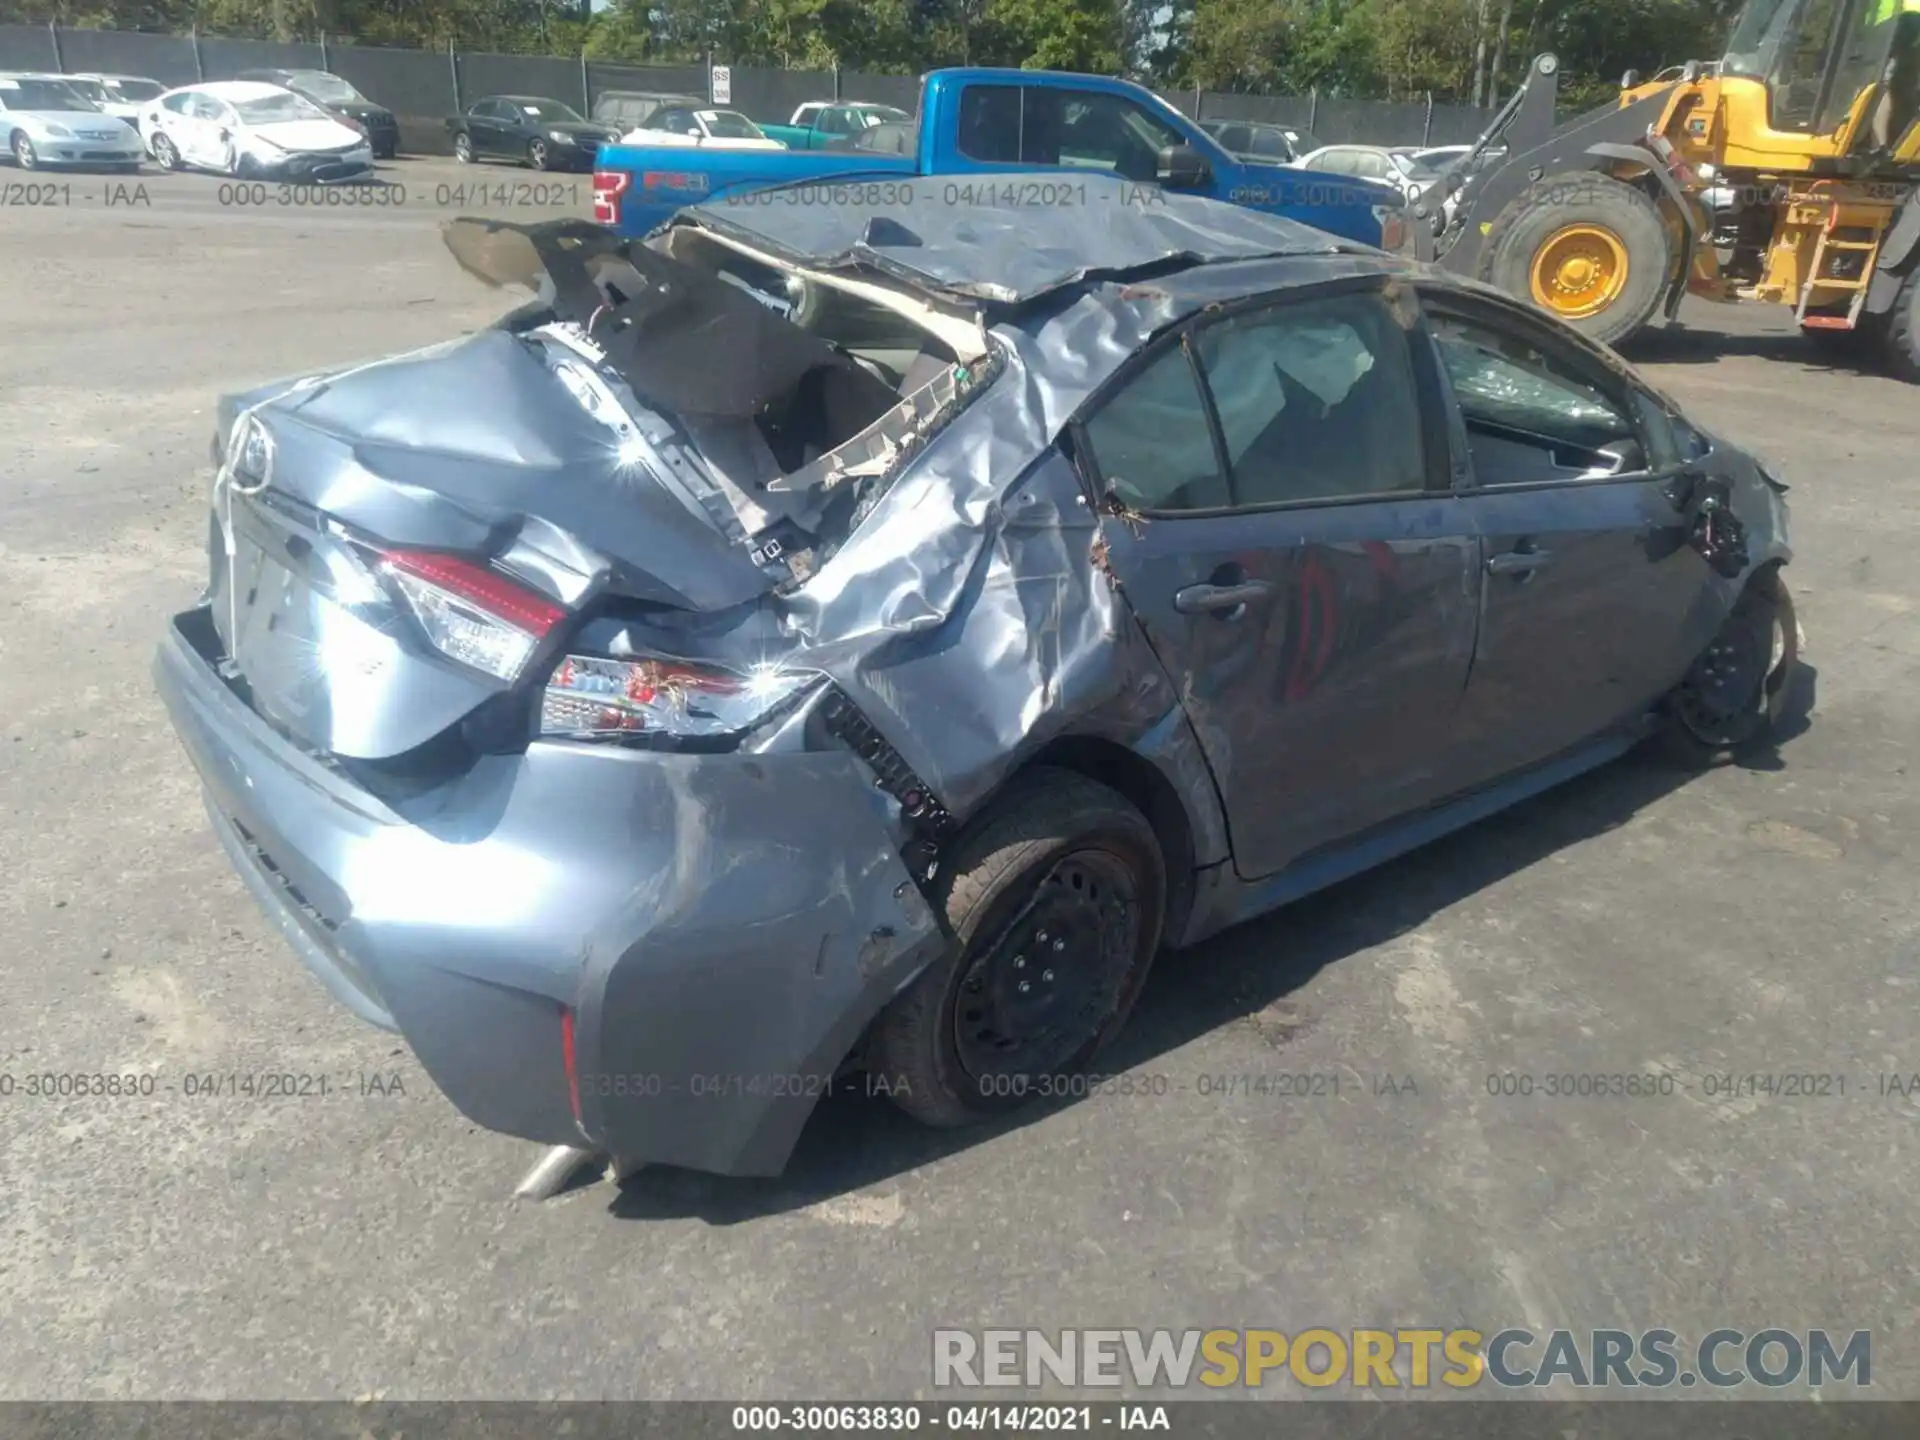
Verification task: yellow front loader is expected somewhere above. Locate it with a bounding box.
[1411,0,1920,378]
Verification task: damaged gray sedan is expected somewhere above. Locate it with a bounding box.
[154,176,1797,1177]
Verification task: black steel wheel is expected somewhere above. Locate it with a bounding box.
[1663,569,1798,762]
[869,768,1166,1128]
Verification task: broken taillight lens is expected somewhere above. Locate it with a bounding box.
[380,549,567,683]
[592,169,629,226]
[541,653,812,740]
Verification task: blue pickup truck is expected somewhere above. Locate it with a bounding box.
[592,68,1407,248]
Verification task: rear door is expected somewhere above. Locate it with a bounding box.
[465,100,499,154]
[1417,290,1718,781]
[1076,280,1482,880]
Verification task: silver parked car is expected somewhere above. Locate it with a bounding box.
[155,177,1797,1178]
[0,72,145,170]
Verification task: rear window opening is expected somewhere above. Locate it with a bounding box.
[453,217,997,584]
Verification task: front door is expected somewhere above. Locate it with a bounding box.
[1418,292,1723,782]
[1078,281,1482,880]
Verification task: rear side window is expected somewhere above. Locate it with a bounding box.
[955,85,1022,162]
[1080,344,1229,512]
[1193,290,1429,506]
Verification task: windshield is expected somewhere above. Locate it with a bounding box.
[1723,0,1801,76]
[110,78,164,101]
[288,71,363,104]
[857,105,910,126]
[700,110,763,139]
[64,78,108,102]
[234,92,331,125]
[518,99,583,122]
[0,78,98,112]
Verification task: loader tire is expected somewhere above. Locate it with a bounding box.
[1883,265,1920,384]
[1485,175,1671,347]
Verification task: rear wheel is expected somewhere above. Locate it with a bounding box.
[1882,265,1920,384]
[1485,174,1672,346]
[868,769,1166,1129]
[453,132,474,164]
[150,132,181,170]
[1660,570,1798,764]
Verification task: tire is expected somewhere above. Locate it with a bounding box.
[12,132,37,170]
[527,138,550,171]
[453,132,473,164]
[1660,569,1799,765]
[1484,174,1672,347]
[1882,264,1920,384]
[150,133,182,171]
[867,769,1167,1129]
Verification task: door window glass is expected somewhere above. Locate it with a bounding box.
[1429,308,1646,482]
[1081,345,1229,511]
[1194,291,1429,505]
[955,84,1182,181]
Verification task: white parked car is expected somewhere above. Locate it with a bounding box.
[618,104,786,150]
[139,81,373,181]
[60,72,167,121]
[1295,143,1440,201]
[0,72,145,170]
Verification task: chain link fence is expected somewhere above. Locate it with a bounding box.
[0,21,1494,157]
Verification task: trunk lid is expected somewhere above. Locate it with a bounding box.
[207,330,782,761]
[205,216,949,763]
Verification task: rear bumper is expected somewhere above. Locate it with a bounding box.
[154,607,944,1177]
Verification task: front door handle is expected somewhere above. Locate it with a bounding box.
[1486,548,1552,577]
[1174,580,1272,615]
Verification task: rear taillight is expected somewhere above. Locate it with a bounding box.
[380,548,566,683]
[592,168,629,225]
[540,653,812,740]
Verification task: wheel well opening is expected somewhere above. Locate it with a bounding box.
[1021,736,1198,943]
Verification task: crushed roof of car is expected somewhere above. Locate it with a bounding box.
[676,171,1360,306]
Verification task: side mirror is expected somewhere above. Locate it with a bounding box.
[1157,143,1212,190]
[1621,69,1642,89]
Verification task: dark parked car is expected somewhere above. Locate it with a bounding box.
[447,95,618,170]
[155,177,1796,1180]
[823,118,917,155]
[591,89,704,132]
[1201,118,1321,163]
[234,68,398,158]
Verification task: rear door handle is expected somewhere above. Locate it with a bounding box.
[1486,548,1552,577]
[1174,580,1272,615]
